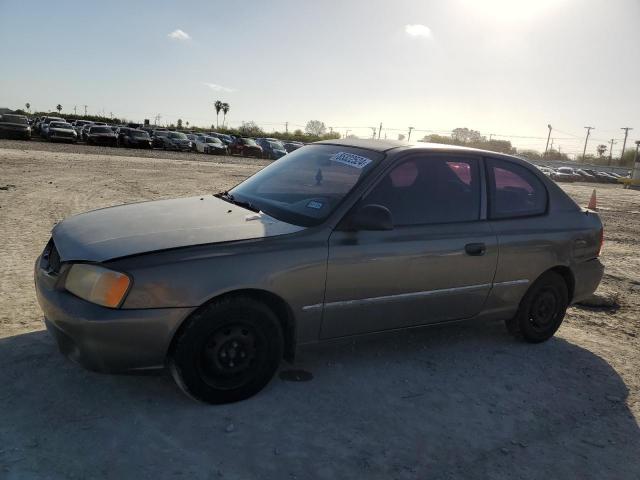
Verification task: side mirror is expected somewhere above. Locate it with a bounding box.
[347,204,393,231]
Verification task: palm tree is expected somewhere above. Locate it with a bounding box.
[56,104,62,115]
[186,121,189,128]
[25,102,30,113]
[214,100,223,128]
[596,144,607,158]
[221,103,230,127]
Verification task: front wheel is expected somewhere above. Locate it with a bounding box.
[169,296,283,404]
[505,271,568,343]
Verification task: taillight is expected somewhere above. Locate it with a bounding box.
[597,227,604,256]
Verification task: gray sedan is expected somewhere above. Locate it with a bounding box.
[35,139,604,404]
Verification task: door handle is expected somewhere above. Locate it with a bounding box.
[465,243,486,256]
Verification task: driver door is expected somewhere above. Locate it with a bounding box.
[320,154,498,339]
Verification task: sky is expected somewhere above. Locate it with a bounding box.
[1,0,638,156]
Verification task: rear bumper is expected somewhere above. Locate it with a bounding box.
[34,257,193,373]
[571,258,604,304]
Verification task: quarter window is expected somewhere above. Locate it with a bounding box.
[363,156,481,226]
[487,158,547,219]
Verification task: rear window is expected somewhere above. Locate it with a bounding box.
[487,158,547,219]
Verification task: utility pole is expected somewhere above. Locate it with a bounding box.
[620,127,633,162]
[345,129,351,138]
[608,138,616,165]
[370,127,376,139]
[378,122,382,139]
[83,105,88,116]
[582,126,594,163]
[631,141,640,184]
[73,106,77,115]
[407,126,414,141]
[489,133,493,141]
[544,124,552,157]
[285,122,288,133]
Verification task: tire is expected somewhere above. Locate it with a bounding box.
[169,296,284,404]
[505,271,568,343]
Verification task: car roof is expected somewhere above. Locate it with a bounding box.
[314,137,516,156]
[313,138,546,171]
[314,138,410,152]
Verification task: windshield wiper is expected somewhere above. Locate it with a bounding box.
[216,191,260,213]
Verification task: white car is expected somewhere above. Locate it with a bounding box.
[39,116,65,137]
[187,134,228,155]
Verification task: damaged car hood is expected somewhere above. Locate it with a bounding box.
[52,196,304,262]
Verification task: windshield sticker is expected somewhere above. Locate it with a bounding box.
[306,200,324,209]
[329,152,372,169]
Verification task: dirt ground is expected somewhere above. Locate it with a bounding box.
[1,140,639,479]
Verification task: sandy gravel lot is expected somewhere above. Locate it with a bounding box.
[1,140,639,479]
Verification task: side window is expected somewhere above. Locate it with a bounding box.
[487,158,547,219]
[364,156,481,226]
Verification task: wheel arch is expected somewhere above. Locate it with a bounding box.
[168,288,297,364]
[543,265,575,302]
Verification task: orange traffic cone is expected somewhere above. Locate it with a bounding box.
[588,189,597,211]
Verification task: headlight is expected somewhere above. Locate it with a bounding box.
[65,264,131,308]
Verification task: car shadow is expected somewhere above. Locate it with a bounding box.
[0,320,638,480]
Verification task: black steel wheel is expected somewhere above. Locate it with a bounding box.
[506,271,568,343]
[169,296,283,404]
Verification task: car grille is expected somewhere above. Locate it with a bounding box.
[42,239,61,274]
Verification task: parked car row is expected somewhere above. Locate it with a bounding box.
[2,114,310,160]
[15,117,626,179]
[536,165,629,184]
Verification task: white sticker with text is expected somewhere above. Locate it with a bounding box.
[329,152,372,169]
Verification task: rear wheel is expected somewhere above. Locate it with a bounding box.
[506,271,568,343]
[169,296,283,404]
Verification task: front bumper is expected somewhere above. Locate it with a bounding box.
[34,256,194,373]
[89,136,117,145]
[207,146,227,155]
[129,140,152,148]
[50,135,77,142]
[0,128,31,139]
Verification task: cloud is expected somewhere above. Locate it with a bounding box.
[404,24,432,38]
[168,29,191,41]
[203,82,235,93]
